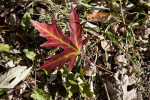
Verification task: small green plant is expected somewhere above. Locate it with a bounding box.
[31,87,52,100]
[60,66,93,98]
[0,89,10,96]
[0,43,11,51]
[23,49,36,60]
[22,12,31,32]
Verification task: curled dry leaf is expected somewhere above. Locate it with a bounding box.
[111,23,127,35]
[136,47,147,52]
[36,7,46,15]
[119,26,126,35]
[87,11,111,23]
[128,66,137,77]
[15,82,27,96]
[138,36,149,43]
[83,65,96,76]
[86,22,98,28]
[110,23,119,34]
[114,54,128,66]
[101,40,117,52]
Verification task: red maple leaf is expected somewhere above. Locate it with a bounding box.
[30,6,89,71]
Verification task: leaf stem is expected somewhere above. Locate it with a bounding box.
[81,52,113,74]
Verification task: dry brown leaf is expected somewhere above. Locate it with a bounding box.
[136,47,147,52]
[9,13,17,26]
[4,13,9,24]
[128,66,137,77]
[114,55,128,66]
[119,26,126,34]
[117,39,124,48]
[101,40,117,52]
[83,65,96,76]
[15,82,27,96]
[87,11,111,23]
[111,23,119,34]
[114,68,140,100]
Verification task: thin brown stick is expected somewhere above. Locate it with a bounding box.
[119,0,125,25]
[104,83,110,100]
[35,69,36,87]
[119,0,127,36]
[34,61,36,87]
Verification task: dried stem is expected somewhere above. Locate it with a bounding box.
[119,0,125,25]
[104,83,110,100]
[81,52,113,74]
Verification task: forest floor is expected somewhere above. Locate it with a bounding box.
[0,0,150,100]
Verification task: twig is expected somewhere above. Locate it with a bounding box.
[81,52,113,74]
[104,83,110,100]
[33,61,36,87]
[119,0,127,36]
[119,0,125,25]
[35,68,36,87]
